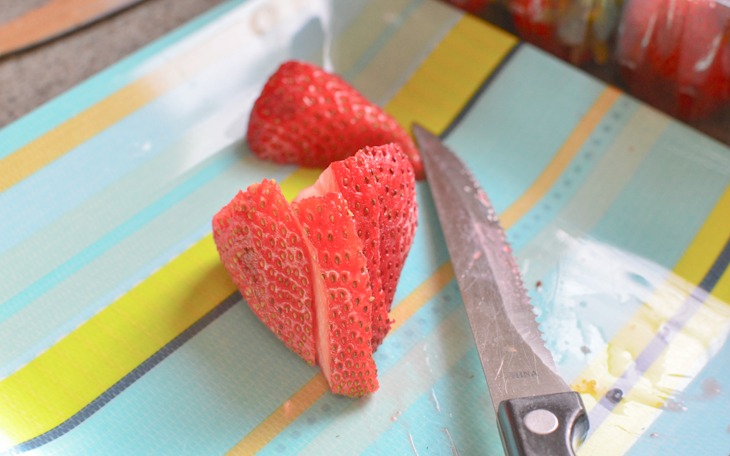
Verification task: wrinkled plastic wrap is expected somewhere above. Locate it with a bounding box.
[616,0,730,121]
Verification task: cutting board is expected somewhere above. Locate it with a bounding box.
[1,0,728,454]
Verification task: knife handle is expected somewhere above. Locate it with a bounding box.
[497,392,588,456]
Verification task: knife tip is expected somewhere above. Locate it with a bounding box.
[411,123,438,149]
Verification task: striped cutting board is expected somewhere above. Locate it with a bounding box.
[1,0,728,454]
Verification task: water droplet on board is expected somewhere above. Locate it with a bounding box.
[701,378,721,399]
[605,388,624,404]
[663,397,688,412]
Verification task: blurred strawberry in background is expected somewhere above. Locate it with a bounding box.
[616,0,730,121]
[441,0,729,141]
[507,0,623,65]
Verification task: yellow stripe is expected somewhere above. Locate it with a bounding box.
[389,262,455,331]
[582,275,730,455]
[574,185,730,453]
[384,15,517,135]
[0,171,316,446]
[226,261,455,455]
[0,235,233,443]
[500,87,621,228]
[0,80,161,192]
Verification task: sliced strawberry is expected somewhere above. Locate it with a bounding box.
[212,179,317,365]
[212,146,418,397]
[295,144,418,348]
[246,60,424,179]
[294,194,379,396]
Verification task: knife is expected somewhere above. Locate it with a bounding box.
[413,124,588,456]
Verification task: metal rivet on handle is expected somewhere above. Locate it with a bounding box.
[523,409,559,435]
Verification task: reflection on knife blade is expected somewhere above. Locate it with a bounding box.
[413,124,588,456]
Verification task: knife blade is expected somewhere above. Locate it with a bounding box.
[413,124,588,456]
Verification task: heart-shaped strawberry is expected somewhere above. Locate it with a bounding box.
[246,60,424,179]
[212,144,418,396]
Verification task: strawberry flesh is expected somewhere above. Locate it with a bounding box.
[295,194,379,396]
[247,60,424,179]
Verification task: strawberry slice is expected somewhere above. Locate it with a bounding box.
[295,144,418,348]
[212,145,417,397]
[246,60,424,179]
[295,194,379,396]
[212,180,317,365]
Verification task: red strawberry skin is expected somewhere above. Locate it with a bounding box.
[295,144,418,349]
[212,179,317,365]
[295,194,379,396]
[211,147,417,397]
[246,60,424,179]
[329,146,417,345]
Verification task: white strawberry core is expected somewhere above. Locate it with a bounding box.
[295,169,339,386]
[310,257,331,384]
[293,168,337,202]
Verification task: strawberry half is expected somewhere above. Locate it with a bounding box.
[246,60,424,179]
[212,145,418,397]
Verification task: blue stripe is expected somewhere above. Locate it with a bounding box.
[587,235,730,429]
[0,57,251,255]
[443,45,606,215]
[4,293,241,455]
[0,153,237,323]
[629,314,730,455]
[507,97,638,251]
[591,125,730,269]
[363,348,500,456]
[342,0,425,81]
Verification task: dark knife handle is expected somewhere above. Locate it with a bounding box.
[497,392,588,456]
